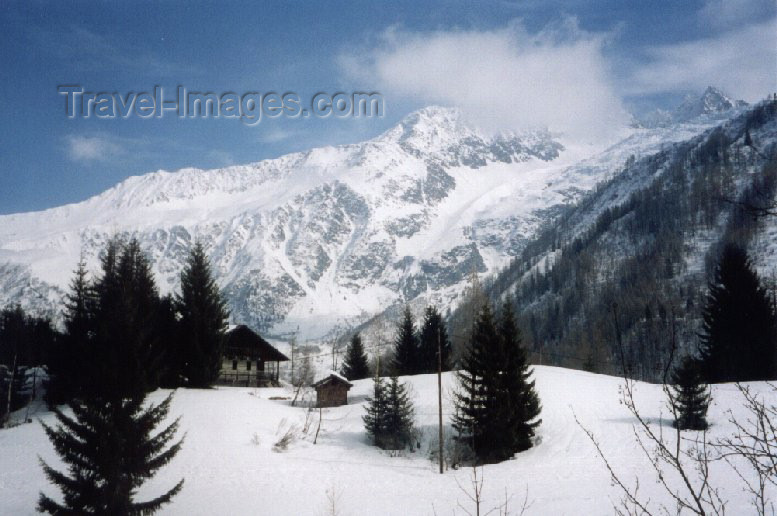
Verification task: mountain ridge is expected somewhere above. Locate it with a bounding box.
[0,89,751,340]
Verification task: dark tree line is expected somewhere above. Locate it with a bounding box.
[392,305,452,376]
[33,237,228,514]
[0,306,58,424]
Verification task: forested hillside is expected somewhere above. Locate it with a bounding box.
[449,100,777,381]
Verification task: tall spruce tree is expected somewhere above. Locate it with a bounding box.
[176,241,229,388]
[39,239,185,514]
[363,376,388,446]
[381,376,415,450]
[418,306,452,374]
[38,394,184,514]
[392,306,418,376]
[699,244,777,382]
[452,302,504,462]
[497,299,541,453]
[453,301,541,463]
[362,375,414,450]
[46,258,94,405]
[88,238,165,398]
[341,333,370,381]
[669,355,710,431]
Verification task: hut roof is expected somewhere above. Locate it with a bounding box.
[224,325,289,362]
[313,371,353,389]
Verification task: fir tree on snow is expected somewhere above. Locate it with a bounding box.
[363,376,388,446]
[176,241,229,388]
[497,299,541,453]
[669,355,710,431]
[417,306,452,374]
[392,306,419,376]
[38,239,185,514]
[38,394,184,514]
[382,376,415,450]
[362,375,415,450]
[341,332,370,381]
[699,244,777,383]
[453,301,541,463]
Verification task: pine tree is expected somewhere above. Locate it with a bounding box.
[363,376,387,446]
[381,376,415,450]
[392,306,418,376]
[341,333,370,381]
[362,375,414,450]
[669,355,710,431]
[453,301,541,463]
[38,394,184,514]
[47,258,95,405]
[39,239,185,514]
[176,241,229,388]
[497,300,541,453]
[699,244,777,382]
[87,238,164,399]
[417,306,452,374]
[452,302,503,462]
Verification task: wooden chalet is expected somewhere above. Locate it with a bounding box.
[313,372,353,407]
[218,325,289,386]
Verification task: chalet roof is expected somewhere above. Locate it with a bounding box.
[312,371,353,389]
[224,325,289,362]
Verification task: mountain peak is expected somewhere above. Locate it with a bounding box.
[638,86,748,127]
[674,86,748,121]
[376,105,476,153]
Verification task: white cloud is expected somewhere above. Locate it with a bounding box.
[339,18,629,142]
[628,19,777,102]
[65,135,125,163]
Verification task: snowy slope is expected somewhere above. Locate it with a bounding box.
[1,367,772,515]
[0,92,746,339]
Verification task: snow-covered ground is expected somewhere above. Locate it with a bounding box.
[1,366,772,515]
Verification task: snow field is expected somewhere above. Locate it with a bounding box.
[1,366,771,515]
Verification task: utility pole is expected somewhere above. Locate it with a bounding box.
[437,326,444,474]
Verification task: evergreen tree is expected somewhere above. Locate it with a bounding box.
[341,333,370,381]
[87,238,164,399]
[417,306,452,374]
[452,302,504,462]
[38,394,184,514]
[363,376,387,446]
[176,241,229,388]
[381,376,415,450]
[47,259,94,405]
[392,306,418,376]
[699,244,777,382]
[453,301,541,463]
[669,355,710,431]
[156,295,182,388]
[497,300,541,453]
[362,375,414,450]
[39,239,185,514]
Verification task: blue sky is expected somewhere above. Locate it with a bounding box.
[1,0,775,214]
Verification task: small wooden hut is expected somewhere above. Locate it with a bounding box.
[218,325,289,386]
[313,372,353,407]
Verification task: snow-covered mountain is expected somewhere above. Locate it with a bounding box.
[0,91,747,339]
[639,86,749,127]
